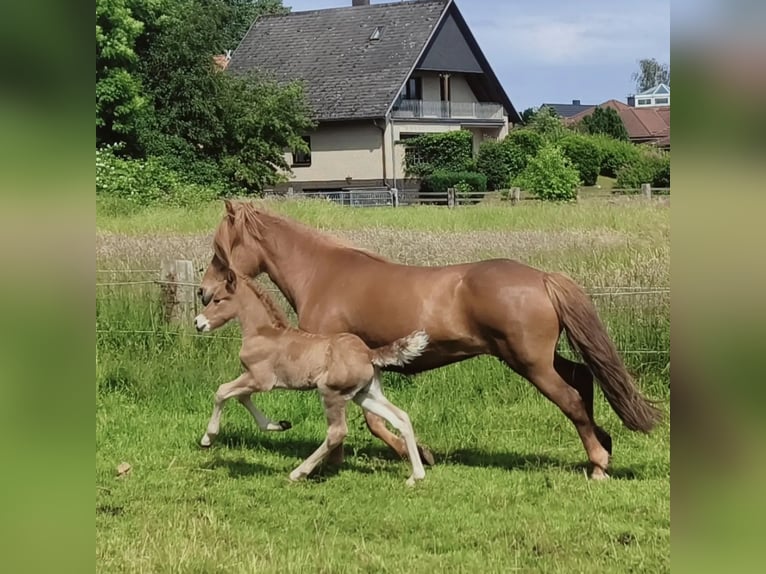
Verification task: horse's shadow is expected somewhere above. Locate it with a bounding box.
[199,431,644,480]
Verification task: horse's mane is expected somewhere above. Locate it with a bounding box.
[225,200,390,263]
[241,277,290,330]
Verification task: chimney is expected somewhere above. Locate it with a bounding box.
[352,0,370,5]
[627,95,636,107]
[572,99,581,106]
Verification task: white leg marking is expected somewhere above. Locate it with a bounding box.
[354,377,425,486]
[239,396,289,431]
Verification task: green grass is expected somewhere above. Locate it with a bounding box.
[96,198,670,572]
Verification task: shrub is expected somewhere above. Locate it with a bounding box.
[476,139,512,191]
[559,134,603,186]
[96,144,223,207]
[615,148,671,190]
[403,130,474,177]
[513,143,580,202]
[501,129,544,179]
[579,106,629,141]
[421,170,487,195]
[591,135,642,178]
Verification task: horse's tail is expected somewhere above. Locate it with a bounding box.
[370,331,429,368]
[543,272,662,432]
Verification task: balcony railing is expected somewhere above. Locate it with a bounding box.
[391,99,505,120]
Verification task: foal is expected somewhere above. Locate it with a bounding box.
[194,271,430,486]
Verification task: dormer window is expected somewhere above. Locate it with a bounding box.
[369,26,383,41]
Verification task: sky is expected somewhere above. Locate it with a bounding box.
[282,0,670,111]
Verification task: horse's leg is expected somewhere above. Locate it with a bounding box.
[238,395,292,432]
[502,351,611,479]
[554,354,613,455]
[353,376,426,486]
[289,393,348,481]
[200,373,253,447]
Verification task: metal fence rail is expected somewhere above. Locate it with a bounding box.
[270,189,394,207]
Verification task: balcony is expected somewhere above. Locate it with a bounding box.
[391,99,505,121]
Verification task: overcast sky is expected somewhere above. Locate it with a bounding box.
[282,0,670,111]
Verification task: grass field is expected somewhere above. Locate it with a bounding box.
[96,196,670,573]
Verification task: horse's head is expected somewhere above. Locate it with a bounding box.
[199,200,267,305]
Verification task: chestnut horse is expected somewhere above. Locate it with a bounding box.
[200,200,662,479]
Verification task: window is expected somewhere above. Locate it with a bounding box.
[404,77,422,100]
[292,136,311,166]
[637,98,652,106]
[369,26,383,41]
[655,97,669,104]
[400,133,424,167]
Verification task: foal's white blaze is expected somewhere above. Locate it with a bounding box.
[194,314,211,332]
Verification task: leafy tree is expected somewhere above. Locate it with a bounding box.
[632,58,670,92]
[520,107,537,124]
[580,106,629,141]
[525,105,567,142]
[96,0,146,145]
[476,139,512,190]
[514,143,580,202]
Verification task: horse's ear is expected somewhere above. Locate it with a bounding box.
[224,199,236,219]
[225,269,237,292]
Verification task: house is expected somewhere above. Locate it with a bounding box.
[226,0,521,197]
[566,99,670,149]
[627,83,670,108]
[539,99,596,119]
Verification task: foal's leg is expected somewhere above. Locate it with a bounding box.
[238,396,292,432]
[200,373,253,447]
[554,353,612,455]
[354,377,426,487]
[289,393,348,482]
[362,406,435,466]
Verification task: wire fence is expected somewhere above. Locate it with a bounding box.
[95,270,669,359]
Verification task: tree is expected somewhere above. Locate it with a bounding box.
[632,58,670,92]
[520,107,537,124]
[96,0,146,145]
[580,106,629,141]
[525,105,567,142]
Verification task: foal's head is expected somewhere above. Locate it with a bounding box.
[193,272,241,333]
[199,200,268,305]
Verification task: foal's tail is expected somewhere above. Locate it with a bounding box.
[543,272,663,432]
[371,331,430,368]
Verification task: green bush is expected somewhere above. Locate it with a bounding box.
[421,170,487,194]
[559,134,603,186]
[513,143,580,202]
[403,130,475,177]
[615,148,671,190]
[502,129,544,178]
[96,144,223,207]
[591,135,642,178]
[476,139,512,191]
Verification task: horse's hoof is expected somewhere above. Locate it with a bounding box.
[590,468,610,480]
[200,435,213,448]
[279,420,292,431]
[418,445,435,466]
[289,470,306,482]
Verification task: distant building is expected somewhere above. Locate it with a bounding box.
[627,83,670,108]
[566,99,670,149]
[539,99,596,119]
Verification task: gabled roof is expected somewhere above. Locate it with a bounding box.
[636,83,670,96]
[566,99,670,146]
[541,102,596,118]
[227,0,519,123]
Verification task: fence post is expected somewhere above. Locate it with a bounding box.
[160,259,195,324]
[510,187,521,205]
[447,187,456,208]
[641,183,652,198]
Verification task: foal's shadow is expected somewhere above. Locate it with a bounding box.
[199,430,402,479]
